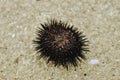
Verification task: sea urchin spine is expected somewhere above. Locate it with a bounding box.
[33,19,89,69]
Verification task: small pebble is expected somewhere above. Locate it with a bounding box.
[89,59,99,65]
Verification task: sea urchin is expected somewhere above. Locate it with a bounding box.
[33,19,89,69]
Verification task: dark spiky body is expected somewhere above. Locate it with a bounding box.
[33,19,89,69]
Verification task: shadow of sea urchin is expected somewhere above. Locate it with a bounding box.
[33,19,89,69]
